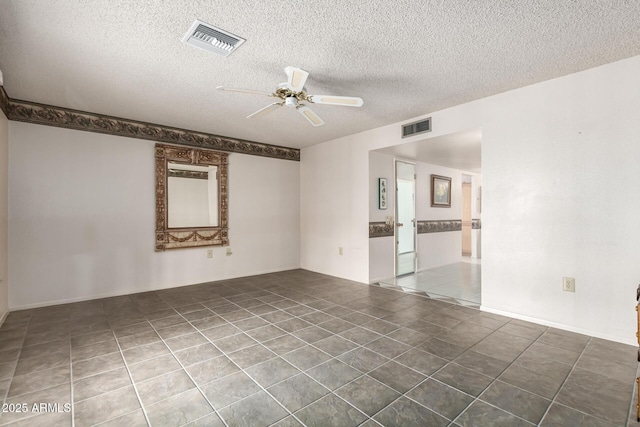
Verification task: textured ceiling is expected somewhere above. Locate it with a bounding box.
[0,1,639,150]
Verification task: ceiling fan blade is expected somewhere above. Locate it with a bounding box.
[297,106,325,127]
[309,95,364,107]
[284,67,309,92]
[216,86,272,96]
[247,102,282,119]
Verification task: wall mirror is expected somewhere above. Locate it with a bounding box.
[155,143,228,251]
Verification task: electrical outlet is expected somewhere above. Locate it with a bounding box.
[338,247,343,256]
[207,249,213,258]
[226,247,232,256]
[563,277,575,292]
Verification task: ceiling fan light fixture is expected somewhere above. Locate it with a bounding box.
[285,96,298,108]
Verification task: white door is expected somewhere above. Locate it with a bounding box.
[396,161,416,276]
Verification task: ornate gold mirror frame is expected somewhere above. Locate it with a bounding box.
[155,143,229,251]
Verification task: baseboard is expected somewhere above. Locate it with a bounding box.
[10,266,302,311]
[480,306,635,346]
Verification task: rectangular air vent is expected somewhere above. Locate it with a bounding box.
[182,19,245,57]
[402,117,432,138]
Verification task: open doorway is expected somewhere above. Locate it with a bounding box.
[396,161,416,276]
[370,129,482,306]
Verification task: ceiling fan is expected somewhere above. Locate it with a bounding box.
[216,67,363,127]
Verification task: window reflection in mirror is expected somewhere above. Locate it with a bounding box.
[167,163,218,228]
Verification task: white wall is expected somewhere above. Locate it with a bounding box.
[0,107,8,324]
[480,56,640,344]
[416,163,462,221]
[368,151,395,282]
[300,137,373,282]
[369,151,395,223]
[8,122,300,308]
[301,55,640,344]
[415,162,464,270]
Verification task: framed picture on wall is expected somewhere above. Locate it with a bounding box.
[378,178,387,209]
[431,174,451,207]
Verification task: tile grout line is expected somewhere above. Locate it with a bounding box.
[69,323,75,427]
[0,315,30,426]
[107,326,153,427]
[138,307,232,427]
[362,322,542,425]
[175,290,346,423]
[231,297,459,425]
[445,326,610,426]
[0,291,516,427]
[203,289,491,425]
[3,271,635,427]
[4,314,80,426]
[536,335,592,424]
[97,299,460,427]
[445,324,550,426]
[167,292,400,426]
[156,297,294,427]
[189,302,306,425]
[535,335,624,426]
[223,303,359,427]
[207,293,390,426]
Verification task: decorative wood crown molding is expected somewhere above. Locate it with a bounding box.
[0,85,300,161]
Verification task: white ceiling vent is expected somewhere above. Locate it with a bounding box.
[182,19,245,57]
[402,117,431,138]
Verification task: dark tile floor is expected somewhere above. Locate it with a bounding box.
[0,269,637,426]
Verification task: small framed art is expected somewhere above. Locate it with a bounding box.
[431,174,451,208]
[378,178,388,209]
